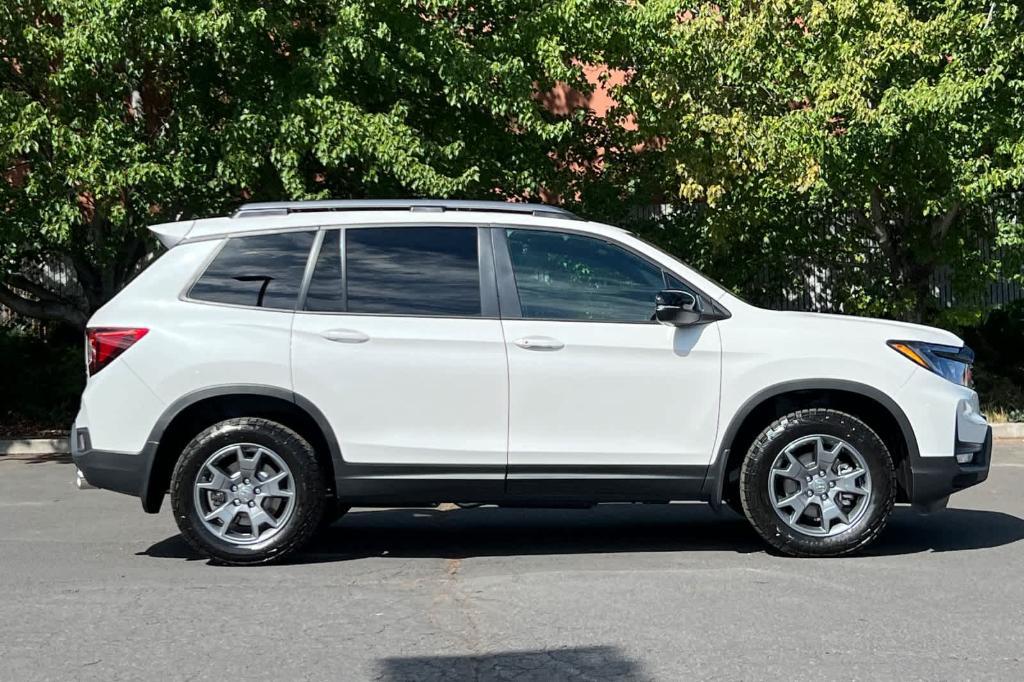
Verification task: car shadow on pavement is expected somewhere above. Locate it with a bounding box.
[140,503,1024,564]
[376,646,650,682]
[864,506,1024,556]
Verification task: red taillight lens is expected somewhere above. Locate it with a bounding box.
[86,327,149,376]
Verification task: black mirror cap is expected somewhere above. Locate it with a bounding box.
[655,289,703,326]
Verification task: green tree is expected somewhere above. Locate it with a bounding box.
[606,0,1024,321]
[1,0,613,328]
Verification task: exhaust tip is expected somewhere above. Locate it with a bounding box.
[76,468,95,490]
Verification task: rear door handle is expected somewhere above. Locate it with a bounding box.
[320,328,370,344]
[513,336,564,351]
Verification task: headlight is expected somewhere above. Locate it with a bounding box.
[888,340,974,387]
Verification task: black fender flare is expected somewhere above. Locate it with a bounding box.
[140,384,343,512]
[701,378,921,508]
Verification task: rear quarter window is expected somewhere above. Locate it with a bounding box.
[188,231,315,309]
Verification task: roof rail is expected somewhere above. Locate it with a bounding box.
[232,199,581,221]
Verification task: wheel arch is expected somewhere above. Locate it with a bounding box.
[140,385,342,513]
[704,379,920,509]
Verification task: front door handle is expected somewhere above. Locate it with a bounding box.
[321,328,370,344]
[513,336,564,351]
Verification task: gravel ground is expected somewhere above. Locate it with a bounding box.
[2,444,1024,681]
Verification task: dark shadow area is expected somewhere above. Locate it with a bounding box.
[302,504,761,562]
[866,506,1024,555]
[139,503,1024,564]
[376,646,650,682]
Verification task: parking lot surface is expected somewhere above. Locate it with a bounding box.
[2,444,1024,681]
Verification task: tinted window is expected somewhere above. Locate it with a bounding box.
[189,231,314,309]
[304,230,344,312]
[506,229,665,322]
[346,227,480,316]
[665,272,698,299]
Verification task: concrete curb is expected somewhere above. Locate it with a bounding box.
[993,423,1024,440]
[0,438,70,456]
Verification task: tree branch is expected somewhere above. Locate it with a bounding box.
[6,273,62,302]
[864,185,895,252]
[869,186,885,236]
[68,250,102,309]
[932,202,960,240]
[0,281,87,328]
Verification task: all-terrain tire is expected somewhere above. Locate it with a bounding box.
[170,418,327,565]
[739,409,896,557]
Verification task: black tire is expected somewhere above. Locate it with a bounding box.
[170,418,327,565]
[739,409,895,557]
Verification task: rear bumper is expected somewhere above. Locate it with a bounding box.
[73,447,147,497]
[71,426,152,501]
[908,426,991,511]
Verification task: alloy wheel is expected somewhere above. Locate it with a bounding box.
[768,434,873,537]
[193,443,297,546]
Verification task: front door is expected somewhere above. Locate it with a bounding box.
[496,227,722,499]
[291,225,508,500]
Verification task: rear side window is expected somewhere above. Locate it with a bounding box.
[189,231,315,309]
[304,230,344,312]
[341,226,481,316]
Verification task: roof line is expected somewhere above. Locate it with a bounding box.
[231,199,581,221]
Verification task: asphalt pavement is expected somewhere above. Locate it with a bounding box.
[2,444,1024,681]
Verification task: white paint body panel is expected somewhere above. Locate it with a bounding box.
[291,314,508,465]
[73,359,165,453]
[710,305,981,460]
[76,240,295,454]
[502,320,721,466]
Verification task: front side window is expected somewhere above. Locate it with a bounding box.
[344,226,481,316]
[505,229,666,322]
[189,231,315,309]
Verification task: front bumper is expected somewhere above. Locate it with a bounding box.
[907,426,991,511]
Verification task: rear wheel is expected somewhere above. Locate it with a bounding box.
[739,409,895,557]
[170,418,326,565]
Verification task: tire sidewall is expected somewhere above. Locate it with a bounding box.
[741,411,894,556]
[170,419,325,564]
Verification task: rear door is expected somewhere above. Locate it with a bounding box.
[291,225,509,498]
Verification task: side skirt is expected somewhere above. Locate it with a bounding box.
[335,464,709,506]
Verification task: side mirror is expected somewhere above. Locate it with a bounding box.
[655,289,702,327]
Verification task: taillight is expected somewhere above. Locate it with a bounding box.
[86,327,149,376]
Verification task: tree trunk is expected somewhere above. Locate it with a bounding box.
[857,188,944,323]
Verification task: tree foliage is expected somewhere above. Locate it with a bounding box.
[605,0,1024,321]
[3,0,1024,329]
[1,0,613,327]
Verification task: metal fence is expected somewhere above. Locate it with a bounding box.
[746,245,1024,314]
[0,259,83,337]
[632,202,1024,315]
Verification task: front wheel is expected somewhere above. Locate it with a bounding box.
[739,409,895,557]
[170,418,327,565]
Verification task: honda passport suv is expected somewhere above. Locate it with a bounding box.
[72,200,991,564]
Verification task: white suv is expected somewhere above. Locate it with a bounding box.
[72,200,991,564]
